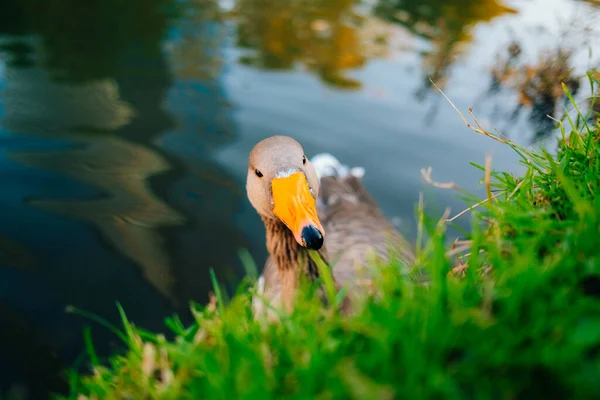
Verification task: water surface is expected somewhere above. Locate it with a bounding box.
[0,0,599,397]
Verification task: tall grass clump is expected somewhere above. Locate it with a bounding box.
[63,76,600,400]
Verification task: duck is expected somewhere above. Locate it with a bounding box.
[246,135,415,316]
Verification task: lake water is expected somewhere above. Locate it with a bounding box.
[1,0,599,397]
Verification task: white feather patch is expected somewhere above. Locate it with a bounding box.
[275,168,298,178]
[350,167,365,179]
[311,153,365,180]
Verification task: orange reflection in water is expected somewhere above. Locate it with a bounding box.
[233,0,404,89]
[378,0,517,91]
[232,0,517,90]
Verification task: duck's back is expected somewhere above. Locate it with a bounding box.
[312,154,415,296]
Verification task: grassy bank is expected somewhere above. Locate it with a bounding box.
[63,78,599,399]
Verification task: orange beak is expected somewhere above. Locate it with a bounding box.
[272,172,324,250]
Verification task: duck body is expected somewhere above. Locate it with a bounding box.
[312,156,415,301]
[246,136,414,316]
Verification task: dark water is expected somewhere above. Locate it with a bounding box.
[0,0,599,397]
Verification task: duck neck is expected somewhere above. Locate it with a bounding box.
[261,216,349,313]
[262,216,327,282]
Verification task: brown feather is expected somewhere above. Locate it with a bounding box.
[255,216,332,315]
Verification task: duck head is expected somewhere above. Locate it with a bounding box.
[247,135,324,250]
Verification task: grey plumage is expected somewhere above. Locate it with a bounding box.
[247,138,415,317]
[317,174,415,303]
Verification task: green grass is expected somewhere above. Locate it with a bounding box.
[61,76,600,400]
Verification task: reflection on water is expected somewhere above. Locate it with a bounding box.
[0,0,600,397]
[13,0,177,83]
[0,0,249,396]
[232,0,516,90]
[473,0,600,144]
[234,0,409,89]
[489,45,583,142]
[375,0,516,94]
[158,0,253,300]
[2,43,184,302]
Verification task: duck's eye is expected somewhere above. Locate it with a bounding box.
[302,155,306,165]
[255,169,263,178]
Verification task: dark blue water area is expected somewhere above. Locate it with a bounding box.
[0,129,177,395]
